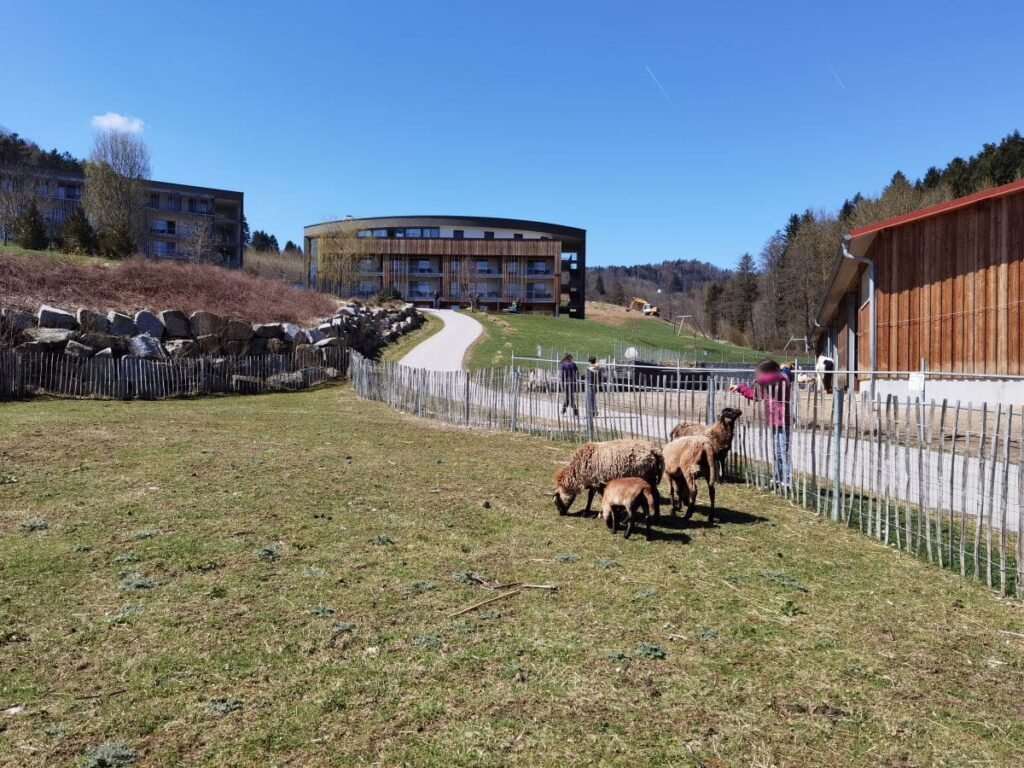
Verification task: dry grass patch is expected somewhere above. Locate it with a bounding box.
[0,249,337,323]
[1,388,1023,766]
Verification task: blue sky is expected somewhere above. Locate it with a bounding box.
[2,1,1022,269]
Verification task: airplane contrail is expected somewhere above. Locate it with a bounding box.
[831,67,847,92]
[645,64,675,109]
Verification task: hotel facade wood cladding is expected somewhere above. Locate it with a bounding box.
[815,180,1024,378]
[303,216,587,318]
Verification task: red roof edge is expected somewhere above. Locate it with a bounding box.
[849,177,1024,240]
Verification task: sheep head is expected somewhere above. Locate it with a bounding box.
[553,466,578,514]
[720,407,742,425]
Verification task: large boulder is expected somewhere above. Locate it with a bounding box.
[64,340,94,358]
[281,323,306,343]
[189,311,227,338]
[266,371,305,390]
[38,305,78,330]
[195,334,223,355]
[1,308,34,333]
[224,319,254,342]
[129,334,165,359]
[79,332,127,356]
[244,337,268,356]
[159,310,191,338]
[164,338,199,359]
[134,310,165,339]
[253,322,285,339]
[305,327,326,344]
[25,327,76,349]
[94,347,113,358]
[314,336,343,349]
[76,308,111,333]
[107,311,137,336]
[266,337,291,355]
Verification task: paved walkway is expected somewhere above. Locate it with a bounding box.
[399,309,483,371]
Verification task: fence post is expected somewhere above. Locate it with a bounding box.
[585,372,594,442]
[464,371,471,426]
[511,368,520,433]
[832,385,844,521]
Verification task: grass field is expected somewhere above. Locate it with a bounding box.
[0,244,117,266]
[465,302,797,369]
[3,388,1024,766]
[380,313,444,363]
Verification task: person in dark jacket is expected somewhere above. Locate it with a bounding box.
[559,354,579,417]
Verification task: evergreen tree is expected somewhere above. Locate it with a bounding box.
[250,230,278,251]
[12,200,48,250]
[595,273,606,295]
[60,205,97,254]
[283,240,302,254]
[704,283,723,337]
[723,253,758,334]
[241,214,251,248]
[610,281,626,306]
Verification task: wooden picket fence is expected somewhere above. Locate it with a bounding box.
[0,347,349,400]
[351,351,1024,598]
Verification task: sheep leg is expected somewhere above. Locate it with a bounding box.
[707,482,716,524]
[583,487,597,517]
[623,507,634,539]
[668,474,680,515]
[681,475,696,520]
[608,506,618,535]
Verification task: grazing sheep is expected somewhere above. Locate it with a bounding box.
[600,477,655,540]
[663,436,717,522]
[669,407,742,479]
[553,439,663,518]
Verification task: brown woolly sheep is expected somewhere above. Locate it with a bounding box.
[553,439,664,518]
[600,477,655,540]
[669,407,742,478]
[663,435,718,522]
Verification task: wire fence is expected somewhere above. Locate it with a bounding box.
[0,347,349,400]
[351,352,1024,598]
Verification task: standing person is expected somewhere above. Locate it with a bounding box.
[729,359,794,488]
[559,353,580,417]
[585,356,602,417]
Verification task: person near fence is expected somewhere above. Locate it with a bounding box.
[585,356,602,417]
[559,353,579,417]
[729,359,794,488]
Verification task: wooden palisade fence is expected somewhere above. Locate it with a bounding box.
[0,347,349,400]
[351,352,1024,598]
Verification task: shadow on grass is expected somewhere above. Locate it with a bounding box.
[653,505,769,530]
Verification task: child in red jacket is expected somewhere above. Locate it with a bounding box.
[729,359,794,488]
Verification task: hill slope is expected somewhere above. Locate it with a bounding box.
[465,301,792,368]
[0,248,337,323]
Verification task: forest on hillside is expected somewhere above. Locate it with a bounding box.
[590,131,1024,351]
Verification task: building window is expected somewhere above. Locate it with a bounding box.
[373,228,388,237]
[484,231,494,240]
[406,227,422,238]
[417,259,431,273]
[453,230,464,239]
[514,233,523,239]
[358,230,371,238]
[476,260,489,274]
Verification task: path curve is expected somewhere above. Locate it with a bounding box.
[399,309,483,371]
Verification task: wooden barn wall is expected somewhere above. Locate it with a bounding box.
[869,190,1024,375]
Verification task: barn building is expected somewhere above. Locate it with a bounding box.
[812,178,1024,404]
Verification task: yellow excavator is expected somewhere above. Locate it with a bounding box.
[626,297,660,317]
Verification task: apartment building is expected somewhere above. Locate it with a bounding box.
[1,169,244,266]
[303,216,586,317]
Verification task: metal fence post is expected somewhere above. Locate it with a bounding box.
[832,385,844,522]
[707,376,717,425]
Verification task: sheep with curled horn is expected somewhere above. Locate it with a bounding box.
[663,435,718,523]
[669,407,742,479]
[553,439,664,518]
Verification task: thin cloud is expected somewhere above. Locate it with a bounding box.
[830,68,847,92]
[644,64,676,109]
[91,112,146,133]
